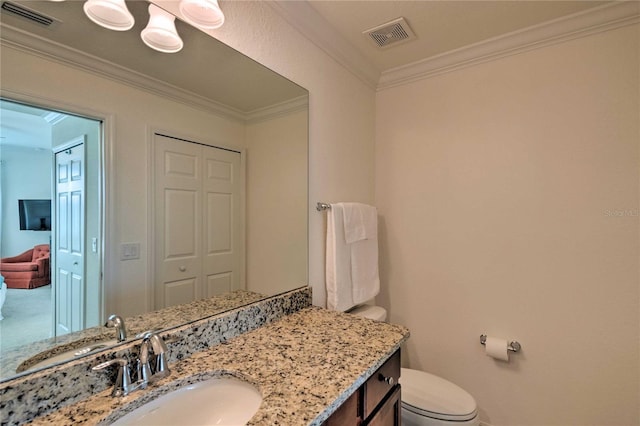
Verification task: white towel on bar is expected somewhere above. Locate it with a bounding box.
[326,203,380,311]
[326,203,354,311]
[342,202,377,243]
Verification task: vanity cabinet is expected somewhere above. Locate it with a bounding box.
[324,349,401,426]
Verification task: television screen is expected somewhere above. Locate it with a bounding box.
[18,199,52,231]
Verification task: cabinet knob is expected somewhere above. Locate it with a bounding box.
[179,266,186,272]
[379,374,394,386]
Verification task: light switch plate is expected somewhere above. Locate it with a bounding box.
[121,242,140,260]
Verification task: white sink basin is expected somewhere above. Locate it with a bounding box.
[111,377,262,426]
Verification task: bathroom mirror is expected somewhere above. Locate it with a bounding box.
[0,0,308,381]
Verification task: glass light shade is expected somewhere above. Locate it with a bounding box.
[179,0,225,29]
[141,4,184,53]
[83,0,134,31]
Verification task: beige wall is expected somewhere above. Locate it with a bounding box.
[246,109,308,295]
[375,24,639,426]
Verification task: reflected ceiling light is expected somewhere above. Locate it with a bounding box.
[141,4,184,53]
[179,0,224,30]
[83,0,134,31]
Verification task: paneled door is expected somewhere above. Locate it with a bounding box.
[54,138,85,335]
[153,134,243,309]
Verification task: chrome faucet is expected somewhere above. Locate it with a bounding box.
[105,314,127,342]
[94,332,171,397]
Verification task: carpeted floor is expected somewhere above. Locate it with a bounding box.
[0,285,53,352]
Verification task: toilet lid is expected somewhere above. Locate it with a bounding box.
[399,368,478,422]
[348,305,387,321]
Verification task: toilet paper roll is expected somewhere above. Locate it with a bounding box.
[485,336,509,361]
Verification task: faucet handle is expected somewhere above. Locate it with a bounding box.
[92,358,135,397]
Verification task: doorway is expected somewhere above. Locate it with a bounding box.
[0,99,102,351]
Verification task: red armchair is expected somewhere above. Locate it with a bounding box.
[0,244,50,289]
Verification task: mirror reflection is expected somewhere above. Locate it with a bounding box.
[0,0,308,381]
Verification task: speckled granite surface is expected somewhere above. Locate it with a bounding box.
[1,290,268,380]
[26,307,409,426]
[0,287,312,425]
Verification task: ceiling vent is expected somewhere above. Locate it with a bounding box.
[1,1,55,27]
[363,17,416,49]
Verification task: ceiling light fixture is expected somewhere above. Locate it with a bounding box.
[79,0,225,53]
[141,4,183,53]
[179,0,224,30]
[83,0,134,31]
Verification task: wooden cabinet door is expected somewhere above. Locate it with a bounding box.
[366,385,401,426]
[323,390,361,426]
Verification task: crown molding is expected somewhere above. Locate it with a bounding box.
[246,95,309,124]
[265,0,380,90]
[0,23,248,123]
[267,1,638,91]
[378,1,640,90]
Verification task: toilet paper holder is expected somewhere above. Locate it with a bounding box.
[480,334,521,352]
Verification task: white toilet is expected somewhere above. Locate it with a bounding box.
[349,305,480,426]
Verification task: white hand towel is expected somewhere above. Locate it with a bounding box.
[325,203,355,311]
[341,202,378,243]
[343,203,379,305]
[342,203,366,243]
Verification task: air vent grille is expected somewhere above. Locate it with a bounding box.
[363,17,416,49]
[1,1,54,26]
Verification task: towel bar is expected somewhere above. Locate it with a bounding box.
[317,202,331,211]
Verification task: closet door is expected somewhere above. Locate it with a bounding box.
[202,146,242,297]
[154,135,202,309]
[154,134,243,309]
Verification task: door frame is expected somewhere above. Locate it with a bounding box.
[2,89,113,331]
[147,127,246,311]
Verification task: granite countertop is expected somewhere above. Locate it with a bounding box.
[1,290,267,379]
[28,306,410,426]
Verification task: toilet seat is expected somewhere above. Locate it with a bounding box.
[400,368,478,422]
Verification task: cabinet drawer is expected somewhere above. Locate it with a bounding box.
[364,350,401,419]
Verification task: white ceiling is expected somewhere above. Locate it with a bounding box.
[305,1,611,73]
[0,100,58,149]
